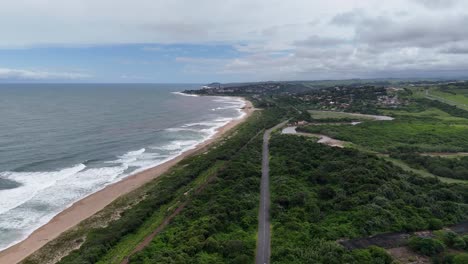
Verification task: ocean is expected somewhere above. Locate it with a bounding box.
[0,83,245,250]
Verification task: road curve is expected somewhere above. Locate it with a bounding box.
[256,121,287,264]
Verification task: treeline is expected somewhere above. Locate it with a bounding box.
[269,135,468,263]
[418,98,468,119]
[391,153,468,180]
[53,108,286,264]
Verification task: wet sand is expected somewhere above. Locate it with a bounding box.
[0,98,254,264]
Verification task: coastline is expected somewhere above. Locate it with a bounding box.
[0,97,254,264]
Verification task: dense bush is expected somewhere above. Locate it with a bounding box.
[130,127,263,263]
[453,253,468,264]
[408,237,445,256]
[269,135,468,263]
[433,230,468,250]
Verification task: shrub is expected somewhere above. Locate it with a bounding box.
[452,236,467,250]
[453,253,468,264]
[428,219,444,230]
[408,236,445,256]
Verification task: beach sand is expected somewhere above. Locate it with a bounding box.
[0,98,254,264]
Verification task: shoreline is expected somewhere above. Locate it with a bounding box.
[0,97,254,264]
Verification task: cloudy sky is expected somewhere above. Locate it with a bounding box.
[0,0,467,82]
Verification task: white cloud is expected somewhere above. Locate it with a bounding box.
[0,0,418,47]
[0,68,91,80]
[411,0,459,9]
[1,0,468,80]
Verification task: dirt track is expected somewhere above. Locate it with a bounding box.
[339,221,468,250]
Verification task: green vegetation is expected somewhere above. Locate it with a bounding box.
[300,119,468,153]
[299,99,468,153]
[307,110,377,123]
[96,161,225,264]
[408,237,445,256]
[414,84,468,110]
[391,153,468,180]
[269,135,468,263]
[381,156,467,184]
[418,98,468,119]
[131,132,262,263]
[308,110,373,120]
[408,230,468,263]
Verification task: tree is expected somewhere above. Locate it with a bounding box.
[319,186,336,200]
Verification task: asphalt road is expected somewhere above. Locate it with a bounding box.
[256,121,287,264]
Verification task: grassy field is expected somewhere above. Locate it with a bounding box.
[300,119,468,153]
[381,156,467,184]
[413,87,468,110]
[380,107,468,122]
[430,89,468,105]
[308,110,376,120]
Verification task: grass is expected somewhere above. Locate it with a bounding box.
[413,87,468,111]
[381,156,467,185]
[301,119,468,153]
[301,106,468,185]
[308,110,376,120]
[96,161,226,264]
[303,100,468,153]
[380,107,468,122]
[431,89,468,105]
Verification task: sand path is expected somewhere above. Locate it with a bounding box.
[282,126,346,148]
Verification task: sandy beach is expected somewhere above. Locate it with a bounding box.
[0,97,254,264]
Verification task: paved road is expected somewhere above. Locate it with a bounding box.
[256,121,287,264]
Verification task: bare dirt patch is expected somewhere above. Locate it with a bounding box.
[387,247,431,264]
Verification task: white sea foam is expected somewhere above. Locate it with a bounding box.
[164,127,200,132]
[0,164,86,215]
[181,121,226,128]
[171,92,199,97]
[0,94,247,251]
[108,148,146,164]
[0,164,128,250]
[151,140,200,151]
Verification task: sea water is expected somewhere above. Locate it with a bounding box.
[0,83,245,250]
